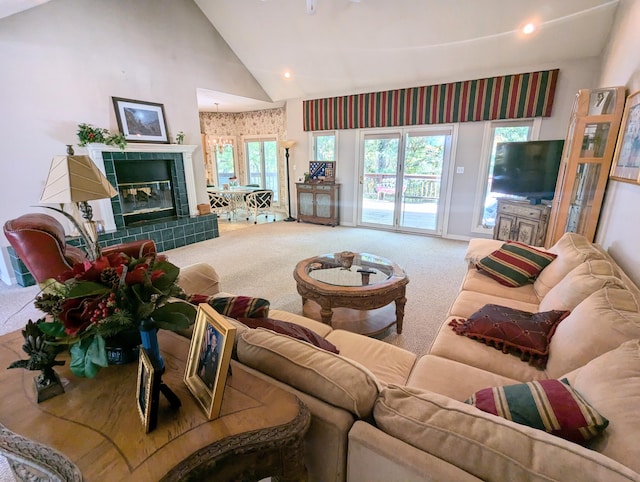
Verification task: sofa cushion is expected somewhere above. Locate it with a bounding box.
[476,241,557,287]
[430,316,550,382]
[563,340,640,474]
[546,287,640,379]
[373,385,640,482]
[237,328,380,418]
[534,232,605,299]
[448,289,539,319]
[539,259,625,312]
[238,316,339,353]
[407,354,520,401]
[268,309,333,338]
[466,379,608,444]
[449,304,570,368]
[461,268,540,304]
[325,329,416,387]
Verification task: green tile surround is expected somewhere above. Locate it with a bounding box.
[9,149,219,287]
[8,213,219,287]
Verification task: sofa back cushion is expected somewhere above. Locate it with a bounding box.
[237,328,380,418]
[538,259,626,312]
[563,340,640,474]
[534,233,605,299]
[373,385,639,482]
[545,287,640,379]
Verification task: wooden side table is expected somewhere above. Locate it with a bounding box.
[0,330,310,481]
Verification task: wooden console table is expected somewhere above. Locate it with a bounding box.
[0,329,310,481]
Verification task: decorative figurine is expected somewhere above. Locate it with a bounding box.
[8,319,66,403]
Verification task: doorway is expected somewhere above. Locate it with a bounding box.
[358,127,452,235]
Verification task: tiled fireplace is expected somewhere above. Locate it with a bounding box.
[8,143,218,287]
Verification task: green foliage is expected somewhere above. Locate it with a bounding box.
[77,123,127,150]
[35,253,196,378]
[70,336,107,378]
[315,134,335,162]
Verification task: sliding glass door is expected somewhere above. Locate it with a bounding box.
[358,127,451,235]
[245,138,278,202]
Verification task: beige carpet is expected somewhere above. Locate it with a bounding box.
[165,220,469,357]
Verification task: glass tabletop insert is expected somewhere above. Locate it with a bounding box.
[307,252,393,287]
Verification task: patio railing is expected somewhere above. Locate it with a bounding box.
[364,174,440,203]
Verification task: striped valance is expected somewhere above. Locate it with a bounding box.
[303,69,559,131]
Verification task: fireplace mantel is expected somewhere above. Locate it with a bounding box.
[86,143,199,232]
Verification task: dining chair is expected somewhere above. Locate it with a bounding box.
[208,192,232,221]
[244,190,275,223]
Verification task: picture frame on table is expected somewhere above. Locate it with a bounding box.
[184,303,236,419]
[610,90,640,183]
[112,97,169,143]
[136,347,161,433]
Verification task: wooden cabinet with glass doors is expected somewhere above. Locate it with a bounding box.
[545,87,626,247]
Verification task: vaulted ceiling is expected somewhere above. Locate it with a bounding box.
[194,0,619,111]
[0,0,620,112]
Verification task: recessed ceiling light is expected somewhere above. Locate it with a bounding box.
[523,23,535,35]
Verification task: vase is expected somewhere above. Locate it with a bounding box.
[104,328,141,365]
[139,319,166,373]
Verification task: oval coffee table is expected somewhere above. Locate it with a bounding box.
[293,252,409,336]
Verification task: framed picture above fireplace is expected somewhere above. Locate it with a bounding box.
[112,97,169,143]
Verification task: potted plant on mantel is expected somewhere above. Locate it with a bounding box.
[77,123,127,150]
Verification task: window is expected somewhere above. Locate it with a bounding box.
[472,119,540,233]
[245,138,279,202]
[312,132,336,162]
[215,144,235,186]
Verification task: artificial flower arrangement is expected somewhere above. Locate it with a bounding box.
[34,252,196,378]
[77,123,127,150]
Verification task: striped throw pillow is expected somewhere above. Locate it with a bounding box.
[476,241,557,287]
[466,379,609,444]
[188,294,270,319]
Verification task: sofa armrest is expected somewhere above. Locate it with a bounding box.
[102,239,156,258]
[348,421,480,482]
[176,262,221,296]
[464,238,504,264]
[239,362,355,482]
[374,385,640,482]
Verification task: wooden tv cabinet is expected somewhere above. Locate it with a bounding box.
[493,198,551,246]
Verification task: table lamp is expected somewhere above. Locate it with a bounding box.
[279,140,296,222]
[40,145,117,259]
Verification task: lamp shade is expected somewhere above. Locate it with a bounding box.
[40,154,117,204]
[279,140,296,149]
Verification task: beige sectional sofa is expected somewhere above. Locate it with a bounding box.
[177,232,640,482]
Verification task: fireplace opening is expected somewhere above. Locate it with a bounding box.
[114,160,177,226]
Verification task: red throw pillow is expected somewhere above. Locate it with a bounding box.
[449,304,570,368]
[238,317,339,354]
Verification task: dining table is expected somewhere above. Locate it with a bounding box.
[206,185,261,221]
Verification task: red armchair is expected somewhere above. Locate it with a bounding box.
[3,213,156,284]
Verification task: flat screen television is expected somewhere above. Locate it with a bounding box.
[491,139,564,203]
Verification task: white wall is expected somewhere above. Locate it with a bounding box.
[285,58,601,232]
[0,0,269,284]
[595,0,640,287]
